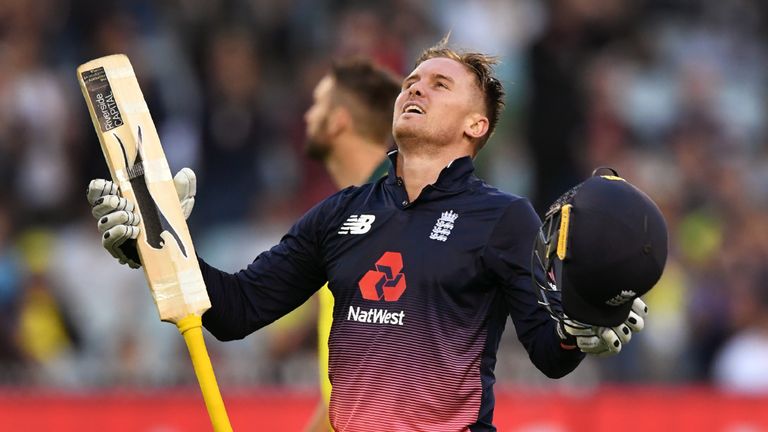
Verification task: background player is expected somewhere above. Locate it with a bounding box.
[302,59,400,431]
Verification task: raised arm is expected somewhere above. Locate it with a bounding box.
[200,196,336,341]
[482,198,584,378]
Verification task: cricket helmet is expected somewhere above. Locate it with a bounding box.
[532,168,668,327]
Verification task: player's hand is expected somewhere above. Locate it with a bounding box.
[86,168,197,268]
[173,167,197,219]
[558,298,648,357]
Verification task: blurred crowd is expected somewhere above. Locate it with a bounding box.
[1,0,768,393]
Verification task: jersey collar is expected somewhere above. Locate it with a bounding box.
[384,149,476,192]
[367,158,391,183]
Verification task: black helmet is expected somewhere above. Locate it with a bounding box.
[532,168,668,327]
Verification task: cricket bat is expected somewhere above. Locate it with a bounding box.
[77,54,232,432]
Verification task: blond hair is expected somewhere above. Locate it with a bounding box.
[415,37,505,149]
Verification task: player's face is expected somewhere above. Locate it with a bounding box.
[393,57,484,147]
[304,75,336,160]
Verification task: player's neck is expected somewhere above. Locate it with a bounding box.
[325,135,388,189]
[396,145,472,201]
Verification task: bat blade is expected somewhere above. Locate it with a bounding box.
[77,54,210,323]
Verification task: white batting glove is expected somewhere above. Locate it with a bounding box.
[560,298,648,357]
[173,167,197,219]
[87,178,142,268]
[86,167,197,268]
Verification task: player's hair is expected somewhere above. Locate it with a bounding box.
[329,59,401,145]
[415,36,505,150]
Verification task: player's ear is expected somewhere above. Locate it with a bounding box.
[464,113,489,141]
[327,106,351,137]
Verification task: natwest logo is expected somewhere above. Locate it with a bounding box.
[358,251,406,301]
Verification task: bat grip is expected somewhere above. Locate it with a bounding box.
[177,315,233,432]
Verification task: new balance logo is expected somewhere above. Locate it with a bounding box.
[606,290,636,306]
[429,210,458,242]
[338,214,375,235]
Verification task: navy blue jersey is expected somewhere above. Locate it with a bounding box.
[200,152,584,431]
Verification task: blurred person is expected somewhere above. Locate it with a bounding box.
[195,27,275,227]
[582,56,630,170]
[707,192,768,388]
[49,208,175,387]
[88,40,653,431]
[302,59,401,431]
[671,123,731,380]
[0,203,24,382]
[1,31,75,224]
[73,6,203,188]
[16,272,80,384]
[433,0,533,56]
[334,8,405,73]
[524,0,635,212]
[15,230,82,386]
[713,268,768,393]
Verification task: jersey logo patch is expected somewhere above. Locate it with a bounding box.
[338,214,376,235]
[429,210,458,242]
[358,251,406,301]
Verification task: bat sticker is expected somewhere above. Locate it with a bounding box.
[81,67,124,132]
[115,126,188,257]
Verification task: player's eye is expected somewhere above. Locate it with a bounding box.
[435,81,448,89]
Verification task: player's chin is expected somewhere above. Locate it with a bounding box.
[394,117,425,136]
[393,122,421,143]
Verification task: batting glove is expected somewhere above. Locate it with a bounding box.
[173,167,197,220]
[558,298,648,357]
[86,167,197,268]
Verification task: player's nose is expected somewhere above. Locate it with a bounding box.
[408,81,424,97]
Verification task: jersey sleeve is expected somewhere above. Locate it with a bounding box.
[481,198,584,378]
[199,193,340,341]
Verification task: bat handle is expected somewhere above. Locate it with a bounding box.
[177,315,233,432]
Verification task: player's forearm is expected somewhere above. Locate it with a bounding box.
[522,320,585,378]
[198,258,260,341]
[198,249,324,341]
[506,279,585,377]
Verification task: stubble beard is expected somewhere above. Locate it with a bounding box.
[393,117,451,156]
[305,137,332,161]
[305,115,332,161]
[393,115,427,149]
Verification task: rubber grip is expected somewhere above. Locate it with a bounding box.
[177,315,233,432]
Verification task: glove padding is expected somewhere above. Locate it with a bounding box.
[173,167,197,220]
[558,298,648,357]
[86,167,197,268]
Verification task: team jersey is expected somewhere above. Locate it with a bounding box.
[317,158,391,407]
[200,151,584,431]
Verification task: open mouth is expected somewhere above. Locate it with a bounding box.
[403,103,425,115]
